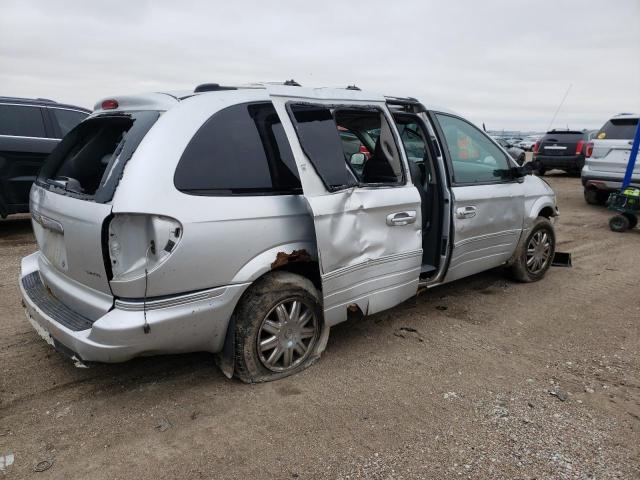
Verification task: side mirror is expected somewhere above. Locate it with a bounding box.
[494,163,533,180]
[350,152,366,166]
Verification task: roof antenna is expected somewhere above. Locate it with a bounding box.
[346,85,361,91]
[546,83,572,132]
[284,79,301,86]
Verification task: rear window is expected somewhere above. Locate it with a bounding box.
[0,104,46,137]
[596,118,638,140]
[541,131,585,142]
[174,102,301,195]
[38,111,159,202]
[50,108,89,137]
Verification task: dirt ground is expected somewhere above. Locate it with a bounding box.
[0,174,638,479]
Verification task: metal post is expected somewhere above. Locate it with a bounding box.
[622,120,640,189]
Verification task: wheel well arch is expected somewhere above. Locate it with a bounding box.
[538,206,555,219]
[270,260,322,291]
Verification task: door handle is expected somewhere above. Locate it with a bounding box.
[386,211,417,226]
[455,206,477,219]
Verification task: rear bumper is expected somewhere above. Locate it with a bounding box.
[581,165,640,191]
[20,251,249,363]
[535,154,584,170]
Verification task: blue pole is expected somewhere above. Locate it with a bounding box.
[622,119,640,189]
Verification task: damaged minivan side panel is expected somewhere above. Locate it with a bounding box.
[268,89,422,326]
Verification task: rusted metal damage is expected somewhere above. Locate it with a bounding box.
[271,249,312,269]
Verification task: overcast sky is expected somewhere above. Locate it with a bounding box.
[1,0,638,132]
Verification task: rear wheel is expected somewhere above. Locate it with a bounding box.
[609,214,630,232]
[517,153,526,166]
[534,166,546,176]
[624,213,638,229]
[583,188,608,206]
[233,271,323,383]
[509,217,555,282]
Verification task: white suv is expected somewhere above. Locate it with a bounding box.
[582,113,640,205]
[20,83,558,382]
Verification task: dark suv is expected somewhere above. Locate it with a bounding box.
[532,129,590,175]
[0,97,89,217]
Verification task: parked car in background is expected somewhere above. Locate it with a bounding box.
[532,129,590,175]
[518,136,540,151]
[493,137,526,165]
[20,84,557,383]
[0,97,89,217]
[582,113,639,205]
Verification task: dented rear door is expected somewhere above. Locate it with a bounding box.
[269,87,422,326]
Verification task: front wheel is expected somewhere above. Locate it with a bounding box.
[509,217,556,282]
[517,153,526,166]
[609,214,630,232]
[233,271,324,383]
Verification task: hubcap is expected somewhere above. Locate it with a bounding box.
[257,298,318,372]
[526,230,552,274]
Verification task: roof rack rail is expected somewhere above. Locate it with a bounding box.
[283,79,301,86]
[194,83,237,93]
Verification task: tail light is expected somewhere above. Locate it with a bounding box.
[576,140,585,155]
[107,214,182,281]
[533,141,540,154]
[585,142,594,158]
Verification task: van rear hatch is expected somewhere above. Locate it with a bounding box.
[32,111,159,311]
[538,131,584,156]
[589,117,639,174]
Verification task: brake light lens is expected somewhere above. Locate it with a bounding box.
[101,99,119,110]
[576,140,585,155]
[533,141,540,154]
[107,214,182,281]
[585,142,594,158]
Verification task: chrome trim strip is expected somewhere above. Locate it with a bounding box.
[0,134,58,141]
[0,102,50,108]
[321,249,422,281]
[115,286,227,311]
[453,229,521,248]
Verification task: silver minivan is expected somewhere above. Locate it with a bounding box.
[20,83,558,382]
[582,113,640,205]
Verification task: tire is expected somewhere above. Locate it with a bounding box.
[517,153,526,166]
[509,217,556,282]
[583,188,608,206]
[534,166,546,176]
[233,271,324,383]
[609,215,630,232]
[623,213,638,229]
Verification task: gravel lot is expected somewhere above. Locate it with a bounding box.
[0,174,639,479]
